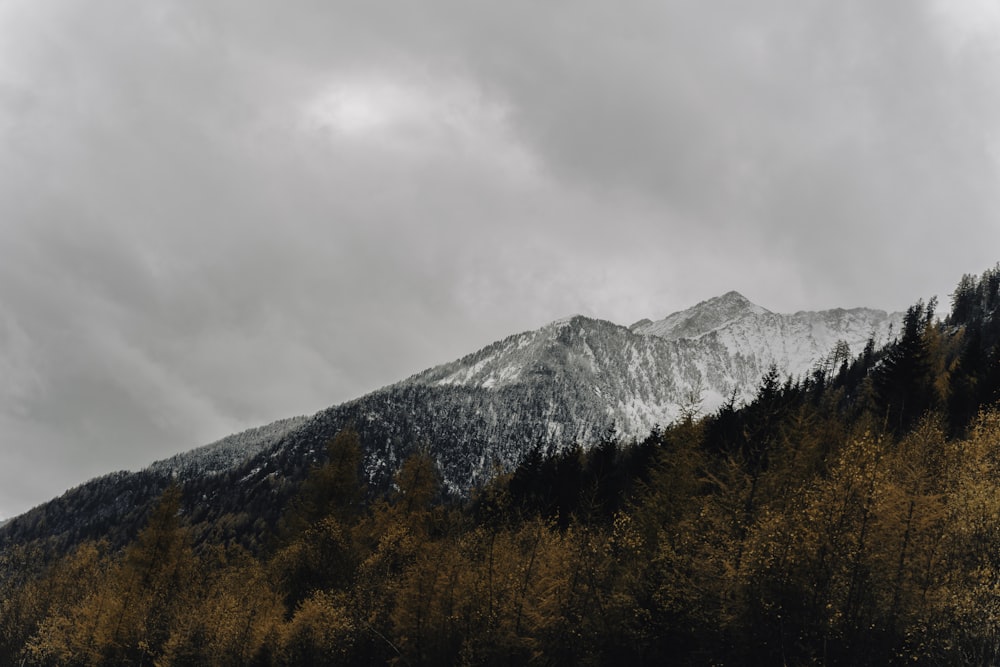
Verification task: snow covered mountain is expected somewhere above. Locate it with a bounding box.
[0,292,901,549]
[382,292,902,456]
[631,291,900,408]
[263,292,900,493]
[405,291,898,428]
[630,290,772,339]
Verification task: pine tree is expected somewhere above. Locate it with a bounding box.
[876,300,936,433]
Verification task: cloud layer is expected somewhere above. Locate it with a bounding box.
[1,0,999,518]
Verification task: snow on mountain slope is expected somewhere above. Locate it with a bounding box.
[404,315,698,437]
[318,297,902,494]
[696,306,897,376]
[146,415,310,478]
[397,295,901,441]
[631,291,772,339]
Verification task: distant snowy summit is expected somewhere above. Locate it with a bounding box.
[631,291,772,339]
[632,291,900,388]
[413,291,898,415]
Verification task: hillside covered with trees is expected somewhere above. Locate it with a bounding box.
[3,265,1000,665]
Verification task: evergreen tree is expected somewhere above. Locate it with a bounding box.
[876,299,937,433]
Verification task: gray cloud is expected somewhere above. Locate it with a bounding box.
[1,0,999,517]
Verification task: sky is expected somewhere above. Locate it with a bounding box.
[1,0,1000,519]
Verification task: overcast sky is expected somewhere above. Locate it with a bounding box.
[1,1,1000,519]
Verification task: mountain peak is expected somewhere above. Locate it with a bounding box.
[632,291,770,339]
[703,290,769,313]
[547,314,586,328]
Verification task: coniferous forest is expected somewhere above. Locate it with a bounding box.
[5,266,1000,665]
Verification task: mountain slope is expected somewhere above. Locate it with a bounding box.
[0,292,902,550]
[147,416,309,478]
[406,292,898,428]
[631,290,772,339]
[239,292,900,495]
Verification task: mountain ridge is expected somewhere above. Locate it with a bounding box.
[632,290,772,339]
[0,292,902,549]
[136,293,900,495]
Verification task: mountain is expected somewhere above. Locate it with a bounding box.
[0,292,901,550]
[633,291,900,405]
[630,290,772,338]
[146,416,310,479]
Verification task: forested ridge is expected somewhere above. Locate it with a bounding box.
[0,294,897,560]
[4,266,1000,665]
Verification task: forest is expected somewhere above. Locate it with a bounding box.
[3,265,1000,665]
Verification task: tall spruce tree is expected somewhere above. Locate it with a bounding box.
[876,299,936,433]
